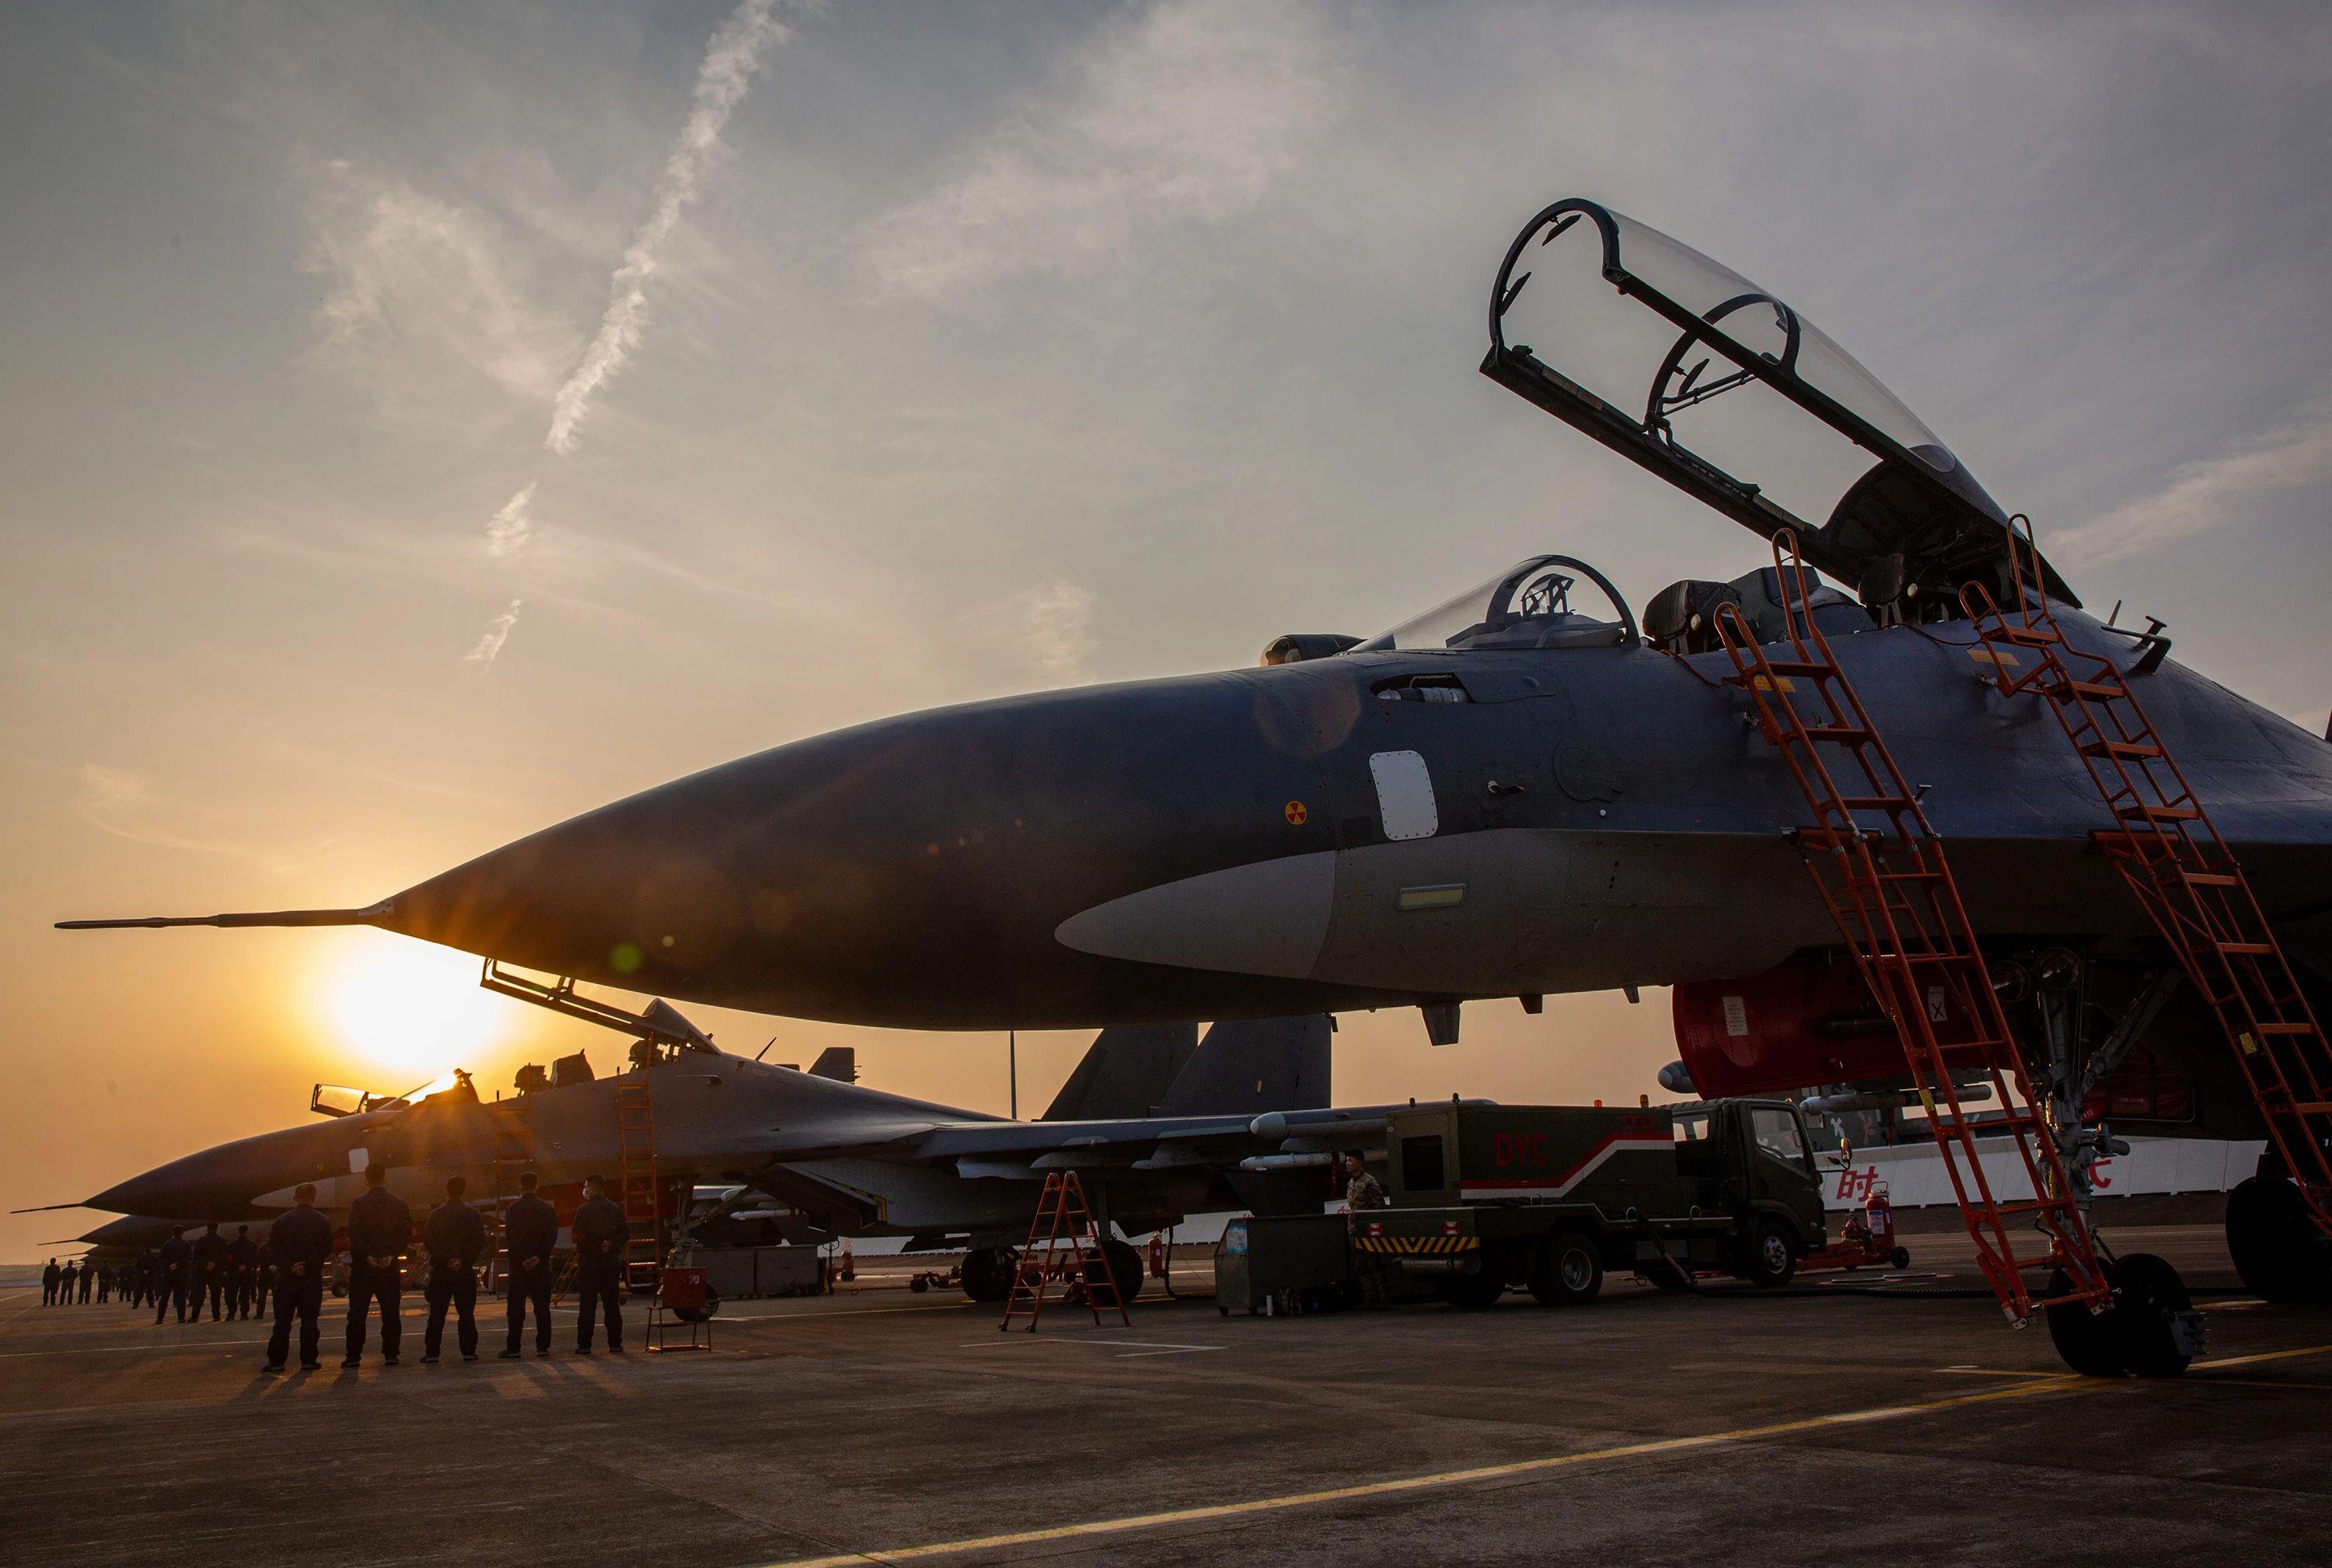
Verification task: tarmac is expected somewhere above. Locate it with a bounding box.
[2,1221,2326,1567]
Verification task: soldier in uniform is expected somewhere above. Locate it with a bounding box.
[76,1261,95,1304]
[228,1224,258,1319]
[95,1264,112,1304]
[154,1230,190,1325]
[499,1172,558,1359]
[59,1261,79,1305]
[421,1175,487,1364]
[569,1175,630,1355]
[263,1183,334,1374]
[41,1259,60,1306]
[343,1164,413,1367]
[1342,1151,1388,1210]
[190,1222,231,1321]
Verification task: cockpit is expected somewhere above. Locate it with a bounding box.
[1352,554,1639,654]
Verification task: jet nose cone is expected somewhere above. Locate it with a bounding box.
[88,1121,368,1221]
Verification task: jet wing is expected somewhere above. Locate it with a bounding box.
[1482,197,2076,606]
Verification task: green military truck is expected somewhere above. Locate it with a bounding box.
[1354,1100,1828,1308]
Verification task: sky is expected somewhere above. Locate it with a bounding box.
[2,0,2328,1259]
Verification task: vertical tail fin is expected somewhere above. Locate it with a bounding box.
[1157,1015,1332,1117]
[1040,1024,1199,1121]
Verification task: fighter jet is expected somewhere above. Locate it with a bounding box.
[69,1004,1397,1301]
[60,197,2332,1354]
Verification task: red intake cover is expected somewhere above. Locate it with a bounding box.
[1673,955,1988,1096]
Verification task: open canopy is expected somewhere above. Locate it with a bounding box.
[1480,198,2074,606]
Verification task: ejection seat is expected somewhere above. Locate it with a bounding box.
[1644,565,1871,655]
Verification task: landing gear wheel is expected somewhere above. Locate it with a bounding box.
[2109,1253,2198,1378]
[1527,1231,1604,1306]
[909,1274,930,1294]
[2226,1175,2332,1304]
[959,1246,1016,1304]
[2045,1266,2125,1378]
[1439,1268,1504,1310]
[1746,1220,1797,1289]
[1091,1239,1144,1304]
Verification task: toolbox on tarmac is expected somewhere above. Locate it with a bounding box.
[1213,1213,1356,1316]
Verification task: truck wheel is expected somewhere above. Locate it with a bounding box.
[960,1246,1016,1304]
[1528,1231,1604,1307]
[1747,1220,1796,1288]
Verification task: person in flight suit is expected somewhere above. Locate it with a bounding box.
[498,1172,558,1359]
[228,1225,258,1319]
[76,1262,95,1303]
[421,1175,487,1364]
[190,1223,231,1321]
[569,1175,631,1355]
[343,1164,413,1368]
[41,1259,61,1306]
[59,1261,79,1305]
[95,1264,112,1303]
[154,1231,190,1325]
[262,1183,335,1374]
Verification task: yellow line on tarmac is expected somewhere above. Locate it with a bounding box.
[744,1373,2101,1568]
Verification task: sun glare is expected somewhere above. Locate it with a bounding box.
[321,937,510,1086]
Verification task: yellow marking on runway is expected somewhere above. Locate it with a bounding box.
[743,1374,2100,1568]
[2191,1343,2332,1372]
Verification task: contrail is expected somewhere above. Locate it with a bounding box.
[466,599,523,665]
[467,0,791,664]
[545,0,789,455]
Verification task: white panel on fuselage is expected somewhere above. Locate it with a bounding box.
[1370,750,1439,841]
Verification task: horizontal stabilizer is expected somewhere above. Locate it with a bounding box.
[56,903,387,931]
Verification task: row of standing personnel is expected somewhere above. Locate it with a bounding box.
[260,1165,633,1373]
[40,1227,278,1318]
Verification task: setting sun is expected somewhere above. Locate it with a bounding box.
[318,934,512,1086]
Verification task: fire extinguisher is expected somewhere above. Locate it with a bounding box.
[1147,1231,1168,1280]
[1866,1184,1906,1268]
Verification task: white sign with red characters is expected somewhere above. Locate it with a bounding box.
[1821,1136,2265,1212]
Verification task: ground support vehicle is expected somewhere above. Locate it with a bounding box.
[1359,1101,1828,1307]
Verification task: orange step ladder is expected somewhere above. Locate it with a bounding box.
[1713,530,2110,1322]
[1965,526,2332,1237]
[1000,1172,1129,1332]
[614,1062,665,1290]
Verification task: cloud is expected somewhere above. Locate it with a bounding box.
[309,168,580,415]
[864,0,1340,298]
[465,599,524,665]
[544,0,791,454]
[485,481,537,559]
[2051,391,2332,566]
[997,577,1098,685]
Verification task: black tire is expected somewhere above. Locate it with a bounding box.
[1888,1246,1911,1270]
[909,1274,930,1294]
[2226,1175,2331,1304]
[2045,1266,2126,1377]
[1527,1231,1604,1307]
[1091,1238,1144,1304]
[1745,1219,1797,1288]
[959,1246,1016,1304]
[2110,1253,2196,1378]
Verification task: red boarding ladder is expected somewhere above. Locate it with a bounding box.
[1965,526,2332,1236]
[615,1058,664,1290]
[1712,530,2110,1321]
[1000,1172,1129,1332]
